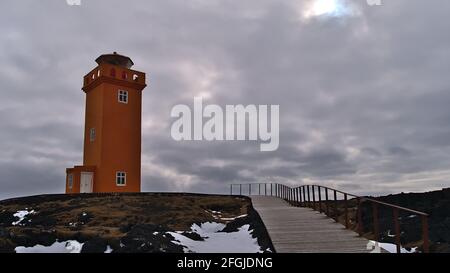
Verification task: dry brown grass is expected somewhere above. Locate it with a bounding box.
[0,193,251,242]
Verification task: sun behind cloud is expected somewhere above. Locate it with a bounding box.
[302,0,358,19]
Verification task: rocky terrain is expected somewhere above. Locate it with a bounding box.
[0,193,274,253]
[330,188,450,253]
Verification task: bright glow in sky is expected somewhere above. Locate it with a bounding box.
[303,0,353,19]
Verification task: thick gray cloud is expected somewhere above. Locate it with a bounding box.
[1,0,450,200]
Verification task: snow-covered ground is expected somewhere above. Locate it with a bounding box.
[367,240,418,253]
[15,241,84,253]
[13,223,264,253]
[169,222,263,253]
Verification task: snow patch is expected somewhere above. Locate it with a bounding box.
[15,240,84,253]
[169,222,262,253]
[205,210,248,222]
[220,214,248,221]
[205,210,222,220]
[104,246,113,253]
[367,241,418,254]
[12,209,35,226]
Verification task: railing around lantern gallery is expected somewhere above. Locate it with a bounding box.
[230,183,430,253]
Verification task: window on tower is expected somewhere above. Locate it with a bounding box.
[68,174,73,189]
[116,172,126,186]
[90,128,96,142]
[118,90,128,104]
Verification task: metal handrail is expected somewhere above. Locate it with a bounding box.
[230,183,430,253]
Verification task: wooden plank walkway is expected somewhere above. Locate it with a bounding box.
[251,196,372,253]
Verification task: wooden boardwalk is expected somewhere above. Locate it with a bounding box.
[251,196,371,253]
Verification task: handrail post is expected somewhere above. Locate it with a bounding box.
[292,187,296,205]
[299,187,303,207]
[334,190,338,222]
[259,183,261,195]
[249,184,252,196]
[302,186,307,207]
[270,183,273,196]
[325,188,329,216]
[230,184,233,196]
[357,197,363,236]
[344,193,349,229]
[393,208,401,254]
[373,203,379,242]
[293,187,295,205]
[265,183,267,196]
[287,186,289,202]
[307,185,311,208]
[312,186,316,211]
[294,187,297,205]
[422,215,430,253]
[240,184,242,196]
[318,186,322,213]
[293,187,297,206]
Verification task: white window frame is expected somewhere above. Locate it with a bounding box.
[90,128,96,142]
[68,174,73,189]
[118,90,128,104]
[116,172,127,186]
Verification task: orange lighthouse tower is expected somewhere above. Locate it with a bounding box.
[66,52,147,193]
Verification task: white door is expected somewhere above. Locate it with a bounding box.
[80,172,93,193]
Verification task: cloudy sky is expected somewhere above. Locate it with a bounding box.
[1,0,450,200]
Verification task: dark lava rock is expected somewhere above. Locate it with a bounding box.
[0,238,15,253]
[117,224,184,253]
[78,212,93,225]
[61,232,91,243]
[181,231,204,241]
[221,216,250,233]
[221,208,275,253]
[0,227,10,238]
[81,237,108,253]
[120,223,167,233]
[9,229,57,247]
[0,211,15,227]
[357,188,450,252]
[27,214,57,227]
